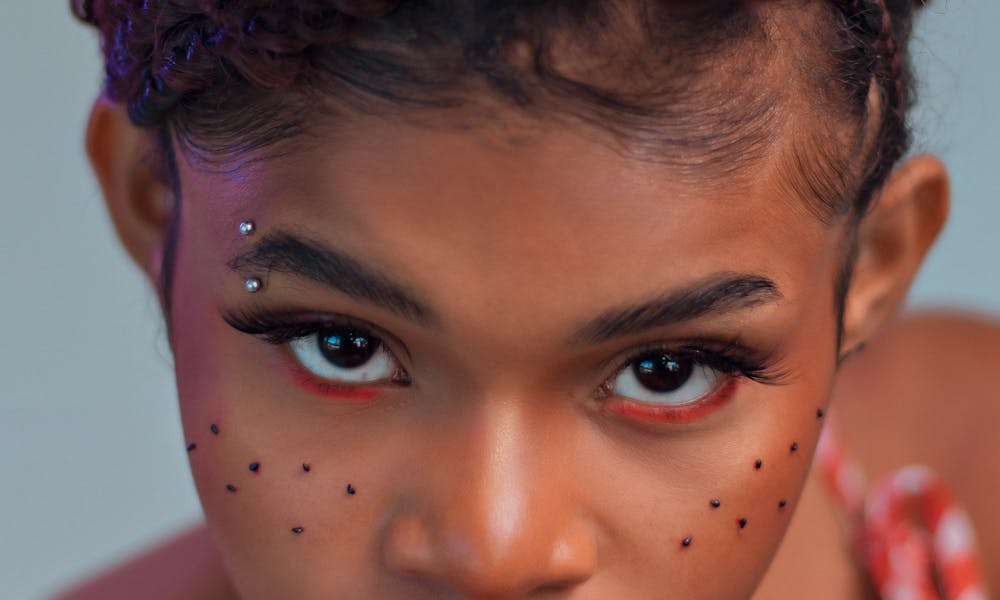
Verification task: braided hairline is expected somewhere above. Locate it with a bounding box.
[837,0,925,111]
[77,1,923,131]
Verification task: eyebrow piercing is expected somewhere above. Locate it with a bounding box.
[244,277,263,293]
[754,459,763,470]
[210,424,219,435]
[239,221,256,236]
[249,462,260,473]
[739,518,748,529]
[681,536,693,548]
[710,499,721,508]
[291,527,304,535]
[226,484,238,493]
[346,484,356,495]
[186,443,196,452]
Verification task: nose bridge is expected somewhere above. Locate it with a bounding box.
[381,395,597,595]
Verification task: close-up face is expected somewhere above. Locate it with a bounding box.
[73,0,947,596]
[167,109,846,598]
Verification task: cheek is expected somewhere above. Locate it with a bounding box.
[598,313,838,595]
[591,383,828,596]
[170,260,414,596]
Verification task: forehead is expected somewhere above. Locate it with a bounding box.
[180,113,837,335]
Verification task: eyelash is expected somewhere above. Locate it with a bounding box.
[221,308,411,397]
[220,307,787,412]
[600,339,784,391]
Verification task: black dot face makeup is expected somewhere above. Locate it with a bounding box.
[710,499,721,508]
[790,442,798,453]
[291,527,304,535]
[738,518,748,529]
[249,462,260,473]
[210,423,219,435]
[681,536,693,548]
[754,459,763,470]
[778,499,787,510]
[817,408,825,419]
[346,484,356,495]
[186,443,197,452]
[302,463,311,473]
[226,484,238,493]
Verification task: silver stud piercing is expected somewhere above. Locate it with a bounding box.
[245,277,263,293]
[239,220,256,236]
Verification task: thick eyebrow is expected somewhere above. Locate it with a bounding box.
[227,231,436,325]
[566,274,781,345]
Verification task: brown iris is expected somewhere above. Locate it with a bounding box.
[633,353,693,392]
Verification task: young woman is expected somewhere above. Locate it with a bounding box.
[64,0,999,597]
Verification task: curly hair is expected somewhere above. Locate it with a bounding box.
[74,0,922,209]
[72,0,925,340]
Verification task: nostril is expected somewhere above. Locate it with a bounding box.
[381,511,597,596]
[382,514,438,578]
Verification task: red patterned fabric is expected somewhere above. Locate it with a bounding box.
[815,420,987,599]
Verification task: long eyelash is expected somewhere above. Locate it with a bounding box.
[626,338,789,386]
[220,307,364,345]
[223,308,790,388]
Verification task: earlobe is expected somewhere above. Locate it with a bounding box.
[85,96,174,285]
[840,155,950,352]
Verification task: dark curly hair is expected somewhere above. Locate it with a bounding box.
[72,0,924,344]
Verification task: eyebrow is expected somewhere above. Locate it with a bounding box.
[227,231,436,325]
[228,231,780,343]
[564,274,781,345]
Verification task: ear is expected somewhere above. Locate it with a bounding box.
[840,155,950,352]
[85,96,175,289]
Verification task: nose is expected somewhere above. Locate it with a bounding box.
[380,403,598,598]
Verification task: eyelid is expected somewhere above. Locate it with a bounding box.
[594,337,784,397]
[219,306,415,365]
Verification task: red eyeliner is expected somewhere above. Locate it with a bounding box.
[281,362,380,401]
[607,379,740,424]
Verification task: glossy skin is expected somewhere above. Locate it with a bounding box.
[149,108,853,599]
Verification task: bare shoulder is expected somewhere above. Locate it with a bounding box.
[833,308,1000,588]
[53,523,237,600]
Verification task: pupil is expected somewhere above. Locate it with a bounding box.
[317,326,380,369]
[633,353,693,392]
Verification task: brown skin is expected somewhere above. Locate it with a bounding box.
[56,312,1000,600]
[67,89,981,599]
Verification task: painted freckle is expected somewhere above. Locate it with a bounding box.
[779,499,788,509]
[186,443,196,452]
[754,459,763,470]
[739,518,748,529]
[346,484,356,495]
[291,527,304,535]
[817,408,825,419]
[249,462,260,473]
[302,463,311,473]
[710,499,721,508]
[210,424,219,435]
[681,536,693,548]
[790,442,799,453]
[226,484,238,493]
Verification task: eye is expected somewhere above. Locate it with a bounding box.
[609,351,722,406]
[289,323,408,385]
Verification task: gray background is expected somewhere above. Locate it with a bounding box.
[1,2,997,598]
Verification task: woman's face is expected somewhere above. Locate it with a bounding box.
[169,111,844,598]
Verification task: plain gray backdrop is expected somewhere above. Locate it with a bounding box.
[2,2,997,598]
